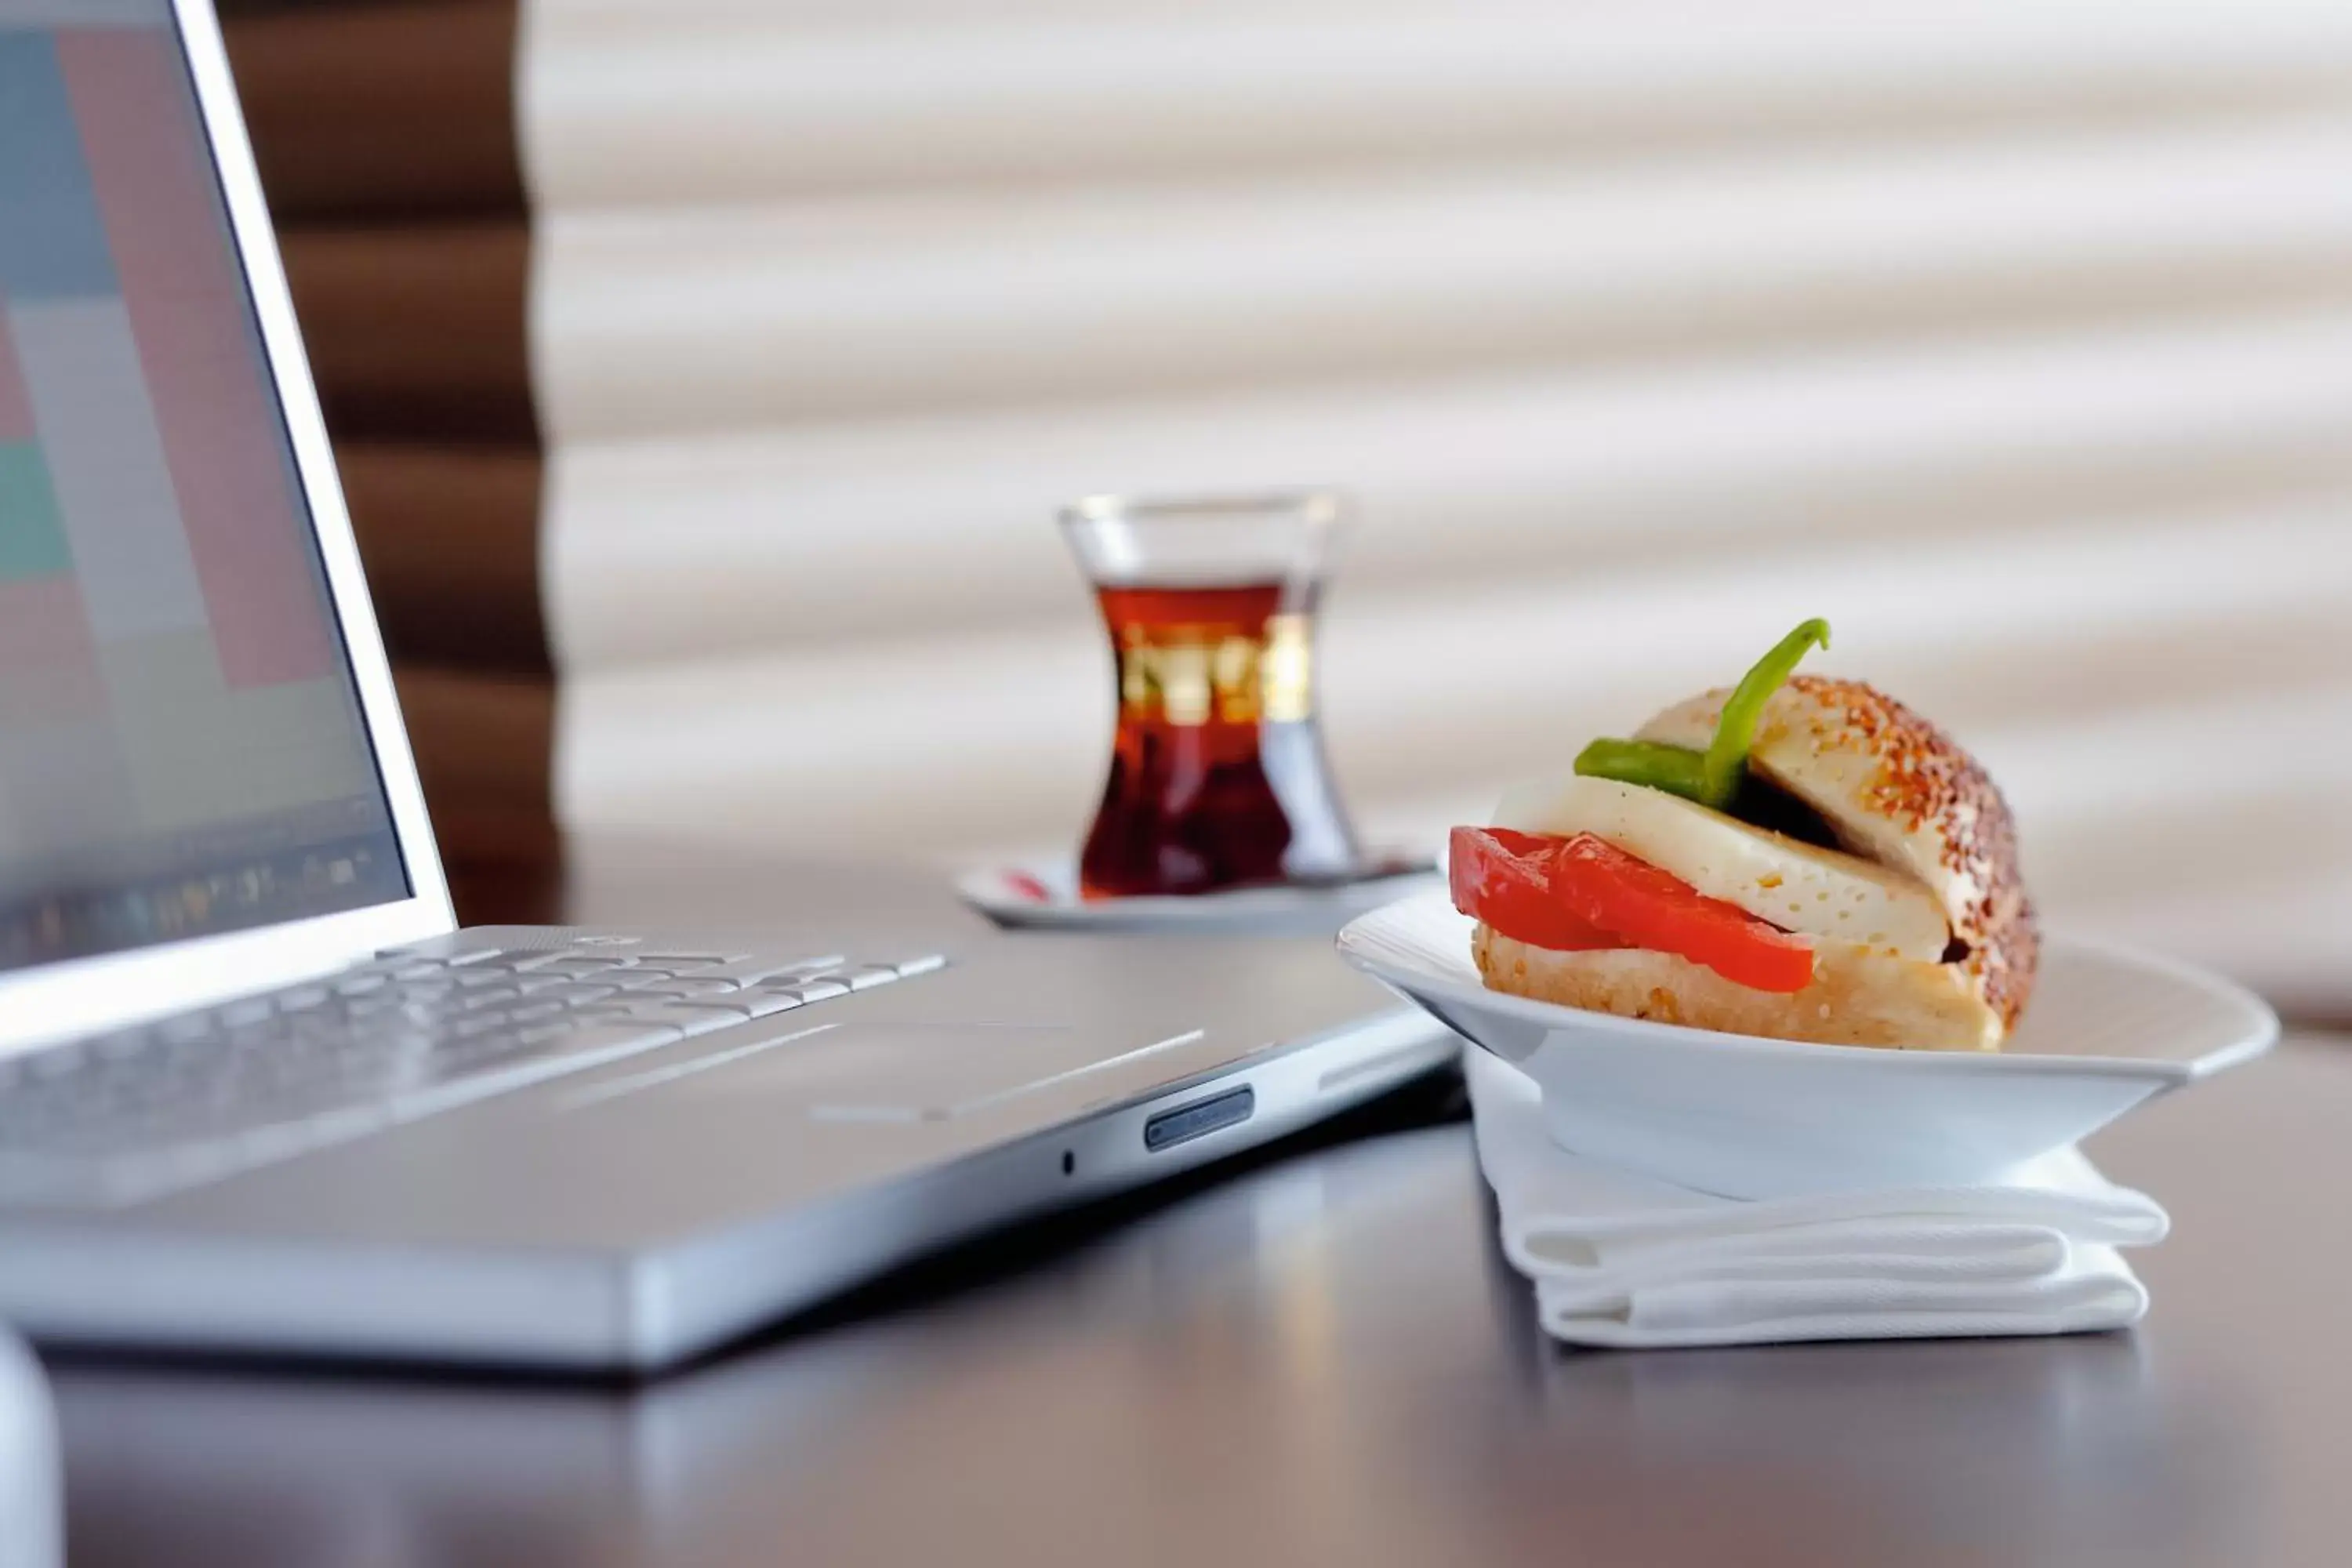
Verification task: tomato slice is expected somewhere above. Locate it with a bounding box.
[1449,826,1816,993]
[1450,827,1626,953]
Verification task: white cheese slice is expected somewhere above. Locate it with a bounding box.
[1490,775,1950,960]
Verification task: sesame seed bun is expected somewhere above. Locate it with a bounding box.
[1634,674,2038,1034]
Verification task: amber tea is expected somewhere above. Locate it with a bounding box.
[1062,495,1361,899]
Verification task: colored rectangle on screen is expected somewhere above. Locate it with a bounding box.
[0,32,118,300]
[57,27,335,688]
[0,572,107,724]
[0,442,72,579]
[0,707,135,870]
[97,630,372,834]
[0,303,32,441]
[10,296,209,641]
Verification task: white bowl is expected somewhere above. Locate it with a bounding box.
[1338,888,2278,1197]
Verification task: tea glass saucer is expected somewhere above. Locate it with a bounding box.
[959,853,1439,935]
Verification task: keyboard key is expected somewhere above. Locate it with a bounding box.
[606,969,685,988]
[596,1002,751,1036]
[695,957,837,987]
[376,941,510,966]
[763,978,849,1004]
[803,966,899,992]
[739,989,809,1019]
[510,953,594,975]
[624,978,743,1000]
[513,956,627,978]
[892,954,949,978]
[517,982,617,1006]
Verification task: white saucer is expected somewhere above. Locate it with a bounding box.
[1338,887,2278,1198]
[960,855,1439,936]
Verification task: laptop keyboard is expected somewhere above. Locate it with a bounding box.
[0,941,946,1210]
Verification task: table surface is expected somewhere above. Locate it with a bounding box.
[44,839,2352,1568]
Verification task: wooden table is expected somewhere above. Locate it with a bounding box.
[47,839,2352,1567]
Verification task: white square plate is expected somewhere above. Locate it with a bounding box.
[1338,888,2278,1197]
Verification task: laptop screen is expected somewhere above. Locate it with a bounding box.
[0,1,409,974]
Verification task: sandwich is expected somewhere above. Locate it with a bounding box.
[1449,620,2037,1050]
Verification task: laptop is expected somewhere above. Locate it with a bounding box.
[0,0,1452,1370]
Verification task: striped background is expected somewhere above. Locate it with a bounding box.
[218,0,2352,1010]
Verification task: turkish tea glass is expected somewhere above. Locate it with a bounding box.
[1059,492,1363,898]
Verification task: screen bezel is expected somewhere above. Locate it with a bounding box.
[0,0,456,1056]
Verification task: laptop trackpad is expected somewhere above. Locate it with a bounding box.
[629,1020,1221,1123]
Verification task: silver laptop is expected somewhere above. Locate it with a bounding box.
[0,0,1451,1370]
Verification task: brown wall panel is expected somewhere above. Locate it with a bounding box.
[391,666,556,868]
[220,0,523,225]
[339,444,546,673]
[281,224,534,444]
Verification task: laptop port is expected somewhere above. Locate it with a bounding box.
[1143,1085,1254,1152]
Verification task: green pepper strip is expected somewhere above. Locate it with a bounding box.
[1699,617,1830,807]
[1571,736,1709,802]
[1572,617,1831,811]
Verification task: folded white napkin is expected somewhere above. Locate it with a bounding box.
[1465,1046,2167,1348]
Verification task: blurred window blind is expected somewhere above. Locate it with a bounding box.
[523,0,2352,1008]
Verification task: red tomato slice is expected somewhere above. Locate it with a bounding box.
[1450,826,1625,953]
[1449,826,1815,993]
